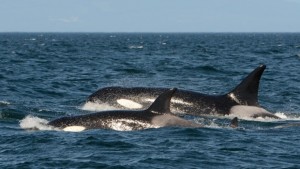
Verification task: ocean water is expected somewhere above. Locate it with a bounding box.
[0,33,300,168]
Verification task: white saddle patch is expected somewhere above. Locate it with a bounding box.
[117,99,143,109]
[229,105,278,120]
[63,126,86,132]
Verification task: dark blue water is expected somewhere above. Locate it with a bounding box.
[1,33,300,168]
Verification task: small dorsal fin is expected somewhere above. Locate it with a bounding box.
[147,88,177,114]
[227,65,266,106]
[230,117,238,128]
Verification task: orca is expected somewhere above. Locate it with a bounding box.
[86,65,280,119]
[48,88,203,131]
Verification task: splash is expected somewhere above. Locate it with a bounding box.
[19,115,58,131]
[205,120,223,128]
[193,118,223,128]
[80,101,118,111]
[274,112,288,119]
[275,112,300,121]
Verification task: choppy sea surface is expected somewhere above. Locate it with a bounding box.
[1,33,300,168]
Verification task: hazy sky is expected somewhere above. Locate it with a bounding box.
[1,0,300,32]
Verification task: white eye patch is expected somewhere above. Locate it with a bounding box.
[117,99,143,109]
[63,126,86,132]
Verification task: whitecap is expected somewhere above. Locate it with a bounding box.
[0,101,10,105]
[129,45,143,49]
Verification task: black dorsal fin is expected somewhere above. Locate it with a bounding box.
[227,65,266,106]
[230,117,238,128]
[147,88,177,114]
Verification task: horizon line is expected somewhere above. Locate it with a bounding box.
[1,31,300,34]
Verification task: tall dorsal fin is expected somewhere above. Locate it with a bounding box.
[227,65,266,106]
[147,88,177,114]
[230,117,238,128]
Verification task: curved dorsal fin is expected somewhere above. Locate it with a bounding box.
[227,65,266,106]
[147,88,177,114]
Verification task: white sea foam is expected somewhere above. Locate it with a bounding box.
[192,118,219,128]
[274,112,288,119]
[129,45,143,49]
[275,112,300,121]
[81,101,118,111]
[26,38,36,41]
[19,115,58,131]
[0,101,10,105]
[204,120,222,128]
